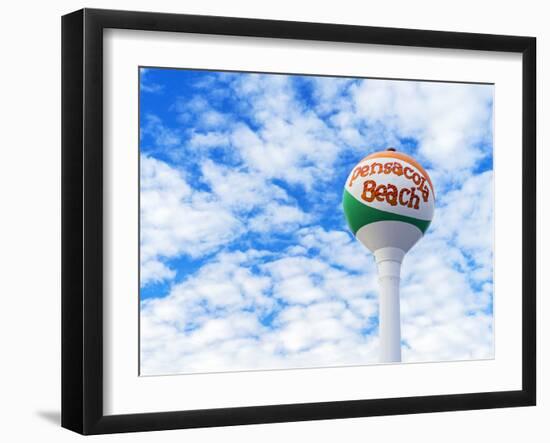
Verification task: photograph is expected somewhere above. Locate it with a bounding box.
[0,1,538,439]
[138,67,495,376]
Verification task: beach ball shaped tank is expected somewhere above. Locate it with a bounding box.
[342,148,435,254]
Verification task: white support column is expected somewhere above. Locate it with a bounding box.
[374,247,405,363]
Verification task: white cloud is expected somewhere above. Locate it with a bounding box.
[199,159,289,211]
[141,207,494,373]
[139,72,494,374]
[226,75,342,190]
[141,259,176,286]
[398,170,494,362]
[140,155,243,285]
[433,170,494,282]
[199,158,312,236]
[173,95,231,130]
[297,226,374,273]
[141,114,180,147]
[249,203,311,234]
[306,79,494,182]
[309,76,355,116]
[140,68,164,94]
[140,234,381,374]
[189,132,230,150]
[348,80,493,173]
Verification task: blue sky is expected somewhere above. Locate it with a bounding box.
[139,67,494,375]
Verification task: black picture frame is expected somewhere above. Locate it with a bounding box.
[61,8,536,435]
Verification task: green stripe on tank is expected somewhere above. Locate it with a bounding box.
[342,189,431,235]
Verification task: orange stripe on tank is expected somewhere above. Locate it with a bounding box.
[360,151,435,197]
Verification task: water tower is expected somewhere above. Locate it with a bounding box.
[342,148,435,363]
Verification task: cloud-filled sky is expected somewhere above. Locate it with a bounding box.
[139,67,494,376]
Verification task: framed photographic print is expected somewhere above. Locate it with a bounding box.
[61,8,536,435]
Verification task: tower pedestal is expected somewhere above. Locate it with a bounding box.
[374,247,405,363]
